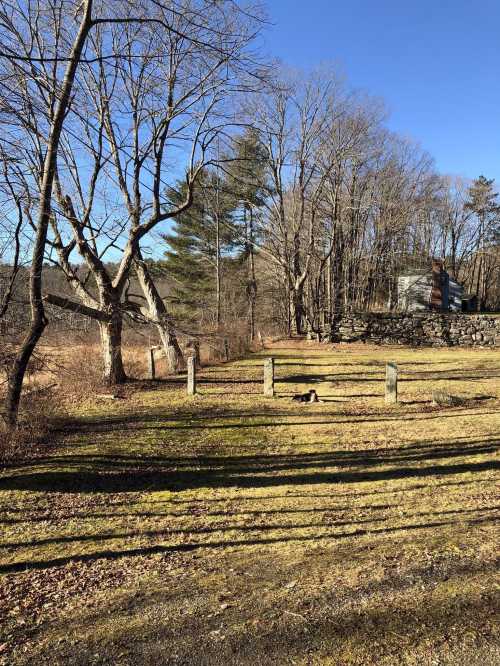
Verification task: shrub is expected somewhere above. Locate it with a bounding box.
[0,385,58,462]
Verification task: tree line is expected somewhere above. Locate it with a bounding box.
[0,0,499,427]
[158,75,500,337]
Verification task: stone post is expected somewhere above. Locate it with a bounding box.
[187,355,196,395]
[306,320,313,341]
[147,347,156,380]
[263,357,275,397]
[385,362,398,404]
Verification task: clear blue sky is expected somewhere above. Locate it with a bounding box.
[263,0,500,183]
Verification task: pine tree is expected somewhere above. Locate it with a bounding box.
[162,170,236,326]
[464,176,500,310]
[225,128,268,340]
[465,176,500,221]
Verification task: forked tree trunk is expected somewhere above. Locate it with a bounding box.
[44,293,127,385]
[134,254,184,373]
[99,310,126,385]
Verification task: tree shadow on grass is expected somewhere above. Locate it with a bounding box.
[1,439,497,496]
[277,372,500,386]
[3,505,498,551]
[25,436,498,469]
[1,479,488,518]
[28,538,498,666]
[49,408,500,438]
[94,559,500,663]
[0,515,495,574]
[102,411,500,432]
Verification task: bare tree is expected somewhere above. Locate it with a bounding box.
[249,73,341,333]
[241,71,447,330]
[0,149,28,321]
[0,0,102,425]
[44,1,263,381]
[0,0,264,424]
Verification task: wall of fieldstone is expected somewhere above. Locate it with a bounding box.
[325,312,500,347]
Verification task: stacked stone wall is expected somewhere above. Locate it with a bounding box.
[326,313,500,347]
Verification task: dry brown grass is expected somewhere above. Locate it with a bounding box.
[0,340,498,665]
[0,387,59,462]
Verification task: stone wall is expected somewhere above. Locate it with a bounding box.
[325,312,500,347]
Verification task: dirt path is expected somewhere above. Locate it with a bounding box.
[1,342,499,665]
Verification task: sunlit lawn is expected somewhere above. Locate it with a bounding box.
[0,341,499,665]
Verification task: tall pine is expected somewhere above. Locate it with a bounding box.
[225,128,268,340]
[162,169,236,326]
[464,176,500,310]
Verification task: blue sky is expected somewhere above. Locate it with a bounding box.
[262,0,500,183]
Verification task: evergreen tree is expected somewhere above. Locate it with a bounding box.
[162,169,236,326]
[225,128,268,339]
[464,176,500,309]
[465,176,500,227]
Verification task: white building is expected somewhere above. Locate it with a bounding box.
[397,261,463,312]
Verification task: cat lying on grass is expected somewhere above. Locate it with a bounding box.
[292,389,323,403]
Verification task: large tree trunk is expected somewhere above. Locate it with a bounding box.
[159,326,184,374]
[99,310,126,385]
[134,253,184,374]
[292,284,305,335]
[5,317,47,427]
[44,292,126,384]
[4,1,95,427]
[291,236,307,335]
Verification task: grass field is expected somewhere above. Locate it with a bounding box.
[0,340,499,665]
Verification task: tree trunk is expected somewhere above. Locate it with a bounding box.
[4,1,95,427]
[326,253,332,324]
[5,318,47,427]
[247,206,256,341]
[476,215,485,312]
[286,271,292,337]
[161,328,184,375]
[99,310,126,385]
[134,253,184,373]
[292,236,305,334]
[215,211,221,327]
[475,253,483,312]
[292,285,304,335]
